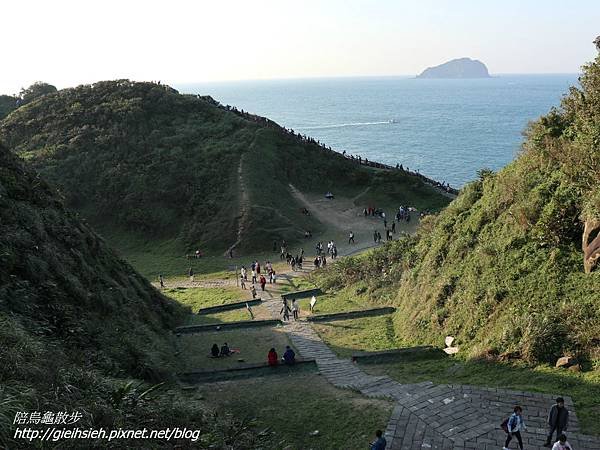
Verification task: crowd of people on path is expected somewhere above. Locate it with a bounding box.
[500,397,574,450]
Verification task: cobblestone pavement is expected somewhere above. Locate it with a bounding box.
[264,290,600,450]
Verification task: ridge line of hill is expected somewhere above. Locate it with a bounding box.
[199,95,460,196]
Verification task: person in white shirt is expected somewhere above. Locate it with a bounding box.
[552,433,573,450]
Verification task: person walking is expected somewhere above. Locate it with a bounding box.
[280,299,291,321]
[240,274,246,289]
[188,267,194,283]
[370,430,387,450]
[348,231,355,244]
[259,274,267,291]
[291,299,299,321]
[159,274,165,288]
[250,285,257,299]
[503,405,526,450]
[545,398,569,447]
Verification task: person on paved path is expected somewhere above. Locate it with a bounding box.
[377,231,382,243]
[259,275,267,291]
[188,267,194,283]
[251,269,257,284]
[291,299,299,321]
[373,230,378,243]
[283,346,296,365]
[267,348,278,367]
[348,231,355,244]
[240,275,246,289]
[250,285,257,299]
[545,397,569,447]
[370,430,386,450]
[503,405,526,450]
[391,222,396,233]
[220,342,231,357]
[211,343,219,358]
[551,433,573,450]
[159,274,165,288]
[280,299,291,321]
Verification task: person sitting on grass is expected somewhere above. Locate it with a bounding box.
[268,348,278,367]
[211,343,219,358]
[220,342,231,357]
[283,346,295,365]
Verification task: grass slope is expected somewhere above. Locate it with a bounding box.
[0,142,277,448]
[0,80,448,264]
[315,56,600,366]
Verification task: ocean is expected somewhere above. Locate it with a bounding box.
[176,75,577,187]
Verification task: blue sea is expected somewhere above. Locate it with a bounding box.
[176,75,577,187]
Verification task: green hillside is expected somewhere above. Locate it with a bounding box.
[0,142,263,448]
[315,56,600,365]
[0,80,449,266]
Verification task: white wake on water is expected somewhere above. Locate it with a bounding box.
[296,120,395,130]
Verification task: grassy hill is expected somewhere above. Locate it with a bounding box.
[0,80,449,271]
[0,142,270,448]
[315,55,600,365]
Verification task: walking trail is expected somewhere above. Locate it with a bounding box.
[260,269,600,450]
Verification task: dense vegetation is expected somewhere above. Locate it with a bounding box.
[315,55,600,365]
[0,143,270,448]
[0,80,448,256]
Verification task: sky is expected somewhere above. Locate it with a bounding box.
[1,0,599,94]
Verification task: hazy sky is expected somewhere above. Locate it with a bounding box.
[2,0,599,94]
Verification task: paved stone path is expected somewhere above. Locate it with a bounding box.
[262,290,600,450]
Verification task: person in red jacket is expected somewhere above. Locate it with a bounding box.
[259,275,267,291]
[267,348,278,367]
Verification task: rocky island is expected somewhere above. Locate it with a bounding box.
[417,57,490,78]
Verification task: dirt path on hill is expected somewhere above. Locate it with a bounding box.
[288,183,416,256]
[224,157,250,257]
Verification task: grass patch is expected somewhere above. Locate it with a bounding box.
[183,309,254,326]
[312,316,399,358]
[177,326,295,371]
[362,356,600,435]
[164,286,243,313]
[195,373,393,449]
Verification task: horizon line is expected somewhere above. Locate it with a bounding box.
[173,72,580,85]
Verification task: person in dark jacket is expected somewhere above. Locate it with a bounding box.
[370,430,386,450]
[220,342,231,357]
[283,346,295,365]
[544,397,569,447]
[211,343,219,358]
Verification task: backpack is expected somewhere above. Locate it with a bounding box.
[500,417,509,433]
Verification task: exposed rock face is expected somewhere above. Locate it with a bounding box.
[582,218,600,273]
[595,35,600,52]
[417,57,490,79]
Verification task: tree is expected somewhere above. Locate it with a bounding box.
[0,94,18,119]
[19,82,57,105]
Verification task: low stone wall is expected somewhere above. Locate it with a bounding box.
[175,319,280,334]
[197,298,261,315]
[178,358,317,383]
[282,288,322,300]
[307,306,396,322]
[352,346,446,363]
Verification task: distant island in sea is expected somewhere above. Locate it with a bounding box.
[417,57,490,79]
